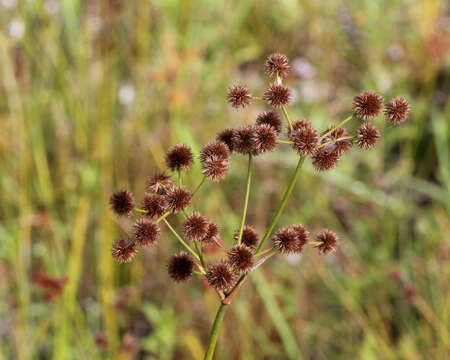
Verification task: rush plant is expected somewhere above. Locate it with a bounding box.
[109,53,410,359]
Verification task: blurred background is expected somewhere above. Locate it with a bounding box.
[0,0,449,359]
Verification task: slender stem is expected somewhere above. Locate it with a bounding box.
[195,241,208,271]
[177,170,182,186]
[318,136,354,149]
[254,247,274,258]
[279,140,294,144]
[281,106,293,131]
[204,304,227,360]
[237,153,253,245]
[162,218,200,261]
[134,208,148,213]
[320,115,354,140]
[192,176,206,197]
[255,157,305,254]
[253,96,263,101]
[156,211,170,223]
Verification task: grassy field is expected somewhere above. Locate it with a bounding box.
[0,0,449,359]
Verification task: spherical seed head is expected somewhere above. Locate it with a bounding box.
[353,91,384,120]
[228,245,254,273]
[264,84,291,108]
[168,252,195,282]
[200,140,230,163]
[356,122,380,150]
[227,85,252,109]
[141,193,167,219]
[201,221,220,245]
[109,190,135,217]
[288,125,319,157]
[217,129,236,153]
[315,229,339,254]
[312,148,340,171]
[321,127,352,156]
[183,212,209,241]
[273,225,309,254]
[146,172,174,195]
[112,239,138,264]
[253,124,278,155]
[385,97,410,125]
[165,144,194,172]
[132,219,161,246]
[265,53,290,79]
[256,111,282,134]
[165,186,192,213]
[234,225,259,249]
[206,259,237,291]
[232,125,257,154]
[202,156,230,182]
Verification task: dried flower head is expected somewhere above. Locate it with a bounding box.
[234,225,259,249]
[253,124,278,155]
[273,225,309,254]
[200,141,230,163]
[353,91,384,120]
[201,221,220,245]
[315,229,339,254]
[385,97,410,125]
[202,156,230,182]
[165,186,192,213]
[112,239,138,264]
[228,245,254,273]
[216,129,236,153]
[312,148,340,171]
[132,219,161,246]
[356,122,380,150]
[165,144,194,172]
[227,85,252,109]
[265,53,290,79]
[146,172,173,195]
[183,212,209,241]
[232,126,257,154]
[168,252,195,282]
[256,111,282,134]
[206,259,237,291]
[141,193,167,219]
[264,84,291,108]
[287,118,313,136]
[321,127,352,156]
[288,123,319,157]
[109,190,135,217]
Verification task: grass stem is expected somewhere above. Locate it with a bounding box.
[237,153,253,245]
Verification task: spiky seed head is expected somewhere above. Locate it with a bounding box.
[165,186,192,213]
[227,85,252,109]
[264,84,291,108]
[200,140,230,163]
[165,144,194,172]
[109,190,135,217]
[288,124,319,157]
[273,225,309,254]
[132,219,161,246]
[206,259,237,291]
[312,148,340,171]
[216,129,236,153]
[112,239,138,263]
[232,126,257,154]
[141,193,167,219]
[227,245,254,273]
[202,156,230,182]
[183,212,209,241]
[253,124,278,155]
[353,91,384,120]
[287,118,313,136]
[256,111,282,134]
[315,229,339,254]
[384,97,410,125]
[168,252,195,282]
[233,225,259,249]
[265,53,290,79]
[356,122,380,150]
[146,172,173,195]
[201,221,220,245]
[321,127,352,156]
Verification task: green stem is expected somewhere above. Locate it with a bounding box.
[318,136,354,149]
[192,176,206,197]
[162,218,200,262]
[204,304,227,360]
[156,211,170,223]
[281,106,293,131]
[134,208,148,213]
[279,140,294,144]
[320,115,353,140]
[195,241,208,271]
[255,157,305,254]
[237,153,253,245]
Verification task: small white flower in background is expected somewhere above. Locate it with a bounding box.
[1,0,17,10]
[8,19,25,40]
[292,58,316,80]
[119,84,135,105]
[44,0,59,14]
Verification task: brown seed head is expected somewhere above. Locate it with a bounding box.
[132,219,161,246]
[264,84,291,108]
[206,259,237,291]
[312,148,340,171]
[146,172,173,195]
[232,126,257,154]
[273,225,309,254]
[168,252,195,282]
[165,144,194,172]
[227,245,254,273]
[202,156,230,182]
[256,111,282,134]
[141,193,167,219]
[227,85,252,109]
[356,122,380,150]
[217,129,236,153]
[109,190,135,217]
[234,225,259,249]
[321,127,352,156]
[265,53,290,79]
[165,186,192,213]
[353,91,384,120]
[200,140,230,163]
[183,212,209,241]
[315,229,339,254]
[253,124,278,155]
[289,124,319,157]
[385,97,410,125]
[112,239,138,264]
[201,221,220,245]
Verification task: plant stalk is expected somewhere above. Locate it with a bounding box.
[204,304,228,360]
[237,153,253,245]
[162,218,200,262]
